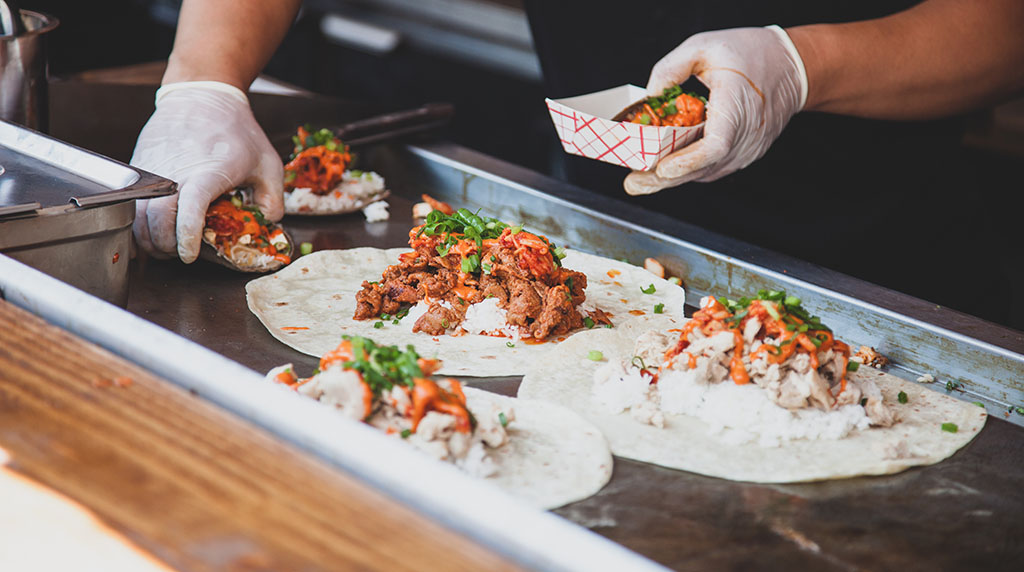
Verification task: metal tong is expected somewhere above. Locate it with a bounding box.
[275,102,455,152]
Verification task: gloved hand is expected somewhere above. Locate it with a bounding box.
[624,25,808,195]
[130,81,284,262]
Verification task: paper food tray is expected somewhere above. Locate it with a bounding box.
[546,84,703,171]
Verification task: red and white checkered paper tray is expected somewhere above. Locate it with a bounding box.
[546,84,704,171]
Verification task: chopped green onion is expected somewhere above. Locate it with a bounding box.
[973,401,985,408]
[381,313,392,320]
[284,170,297,183]
[640,284,656,294]
[604,324,613,329]
[941,423,959,433]
[897,391,908,404]
[441,319,449,329]
[482,262,492,274]
[392,319,400,325]
[668,277,682,286]
[490,255,497,262]
[349,169,363,177]
[506,341,515,348]
[243,216,252,223]
[798,324,809,333]
[587,350,604,361]
[860,398,868,407]
[847,361,860,372]
[456,297,466,306]
[498,412,508,427]
[230,195,243,208]
[584,316,595,329]
[510,225,522,235]
[764,303,780,320]
[400,429,412,438]
[373,321,384,329]
[638,113,652,125]
[654,303,665,314]
[300,242,313,256]
[784,295,801,307]
[786,323,796,331]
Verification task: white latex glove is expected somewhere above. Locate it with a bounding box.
[130,81,284,262]
[624,25,808,195]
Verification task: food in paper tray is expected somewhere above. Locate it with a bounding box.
[202,190,293,272]
[613,86,707,127]
[267,336,612,509]
[519,290,987,483]
[245,207,685,376]
[283,126,389,215]
[545,84,705,171]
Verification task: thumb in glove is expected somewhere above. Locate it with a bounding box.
[625,25,807,195]
[130,82,284,263]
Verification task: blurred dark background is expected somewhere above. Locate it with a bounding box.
[19,0,1024,330]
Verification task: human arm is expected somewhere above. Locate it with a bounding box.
[625,0,1024,195]
[790,0,1024,120]
[132,0,302,262]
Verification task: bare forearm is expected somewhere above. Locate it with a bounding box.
[163,0,303,90]
[788,0,1024,120]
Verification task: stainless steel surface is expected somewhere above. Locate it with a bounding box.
[0,10,57,130]
[366,142,1024,422]
[314,0,542,80]
[1,200,134,304]
[0,253,667,572]
[118,140,1024,571]
[0,120,175,305]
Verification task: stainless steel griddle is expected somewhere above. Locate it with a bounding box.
[122,139,1024,571]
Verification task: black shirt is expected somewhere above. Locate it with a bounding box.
[524,1,974,305]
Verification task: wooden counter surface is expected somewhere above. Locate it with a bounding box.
[0,299,520,571]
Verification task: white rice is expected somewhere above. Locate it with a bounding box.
[399,298,520,340]
[460,297,520,340]
[362,200,390,222]
[285,170,387,214]
[594,365,871,448]
[657,370,871,447]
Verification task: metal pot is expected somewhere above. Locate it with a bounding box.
[0,10,58,131]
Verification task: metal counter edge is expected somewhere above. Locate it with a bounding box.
[0,253,667,572]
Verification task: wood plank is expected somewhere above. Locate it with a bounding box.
[0,299,522,571]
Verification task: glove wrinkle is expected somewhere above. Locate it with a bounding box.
[627,26,808,195]
[129,82,282,263]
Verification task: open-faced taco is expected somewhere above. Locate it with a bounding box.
[519,291,987,483]
[245,208,685,376]
[201,190,293,273]
[612,85,707,127]
[283,126,389,216]
[267,336,612,509]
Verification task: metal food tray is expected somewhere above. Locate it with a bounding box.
[9,138,1019,570]
[367,142,1024,413]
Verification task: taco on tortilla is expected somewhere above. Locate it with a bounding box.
[283,126,389,215]
[519,291,987,483]
[245,210,685,376]
[202,190,293,273]
[267,336,612,509]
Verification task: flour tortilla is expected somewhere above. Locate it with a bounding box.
[245,248,685,376]
[518,316,988,483]
[463,387,612,509]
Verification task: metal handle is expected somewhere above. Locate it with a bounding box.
[335,102,455,142]
[70,175,177,208]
